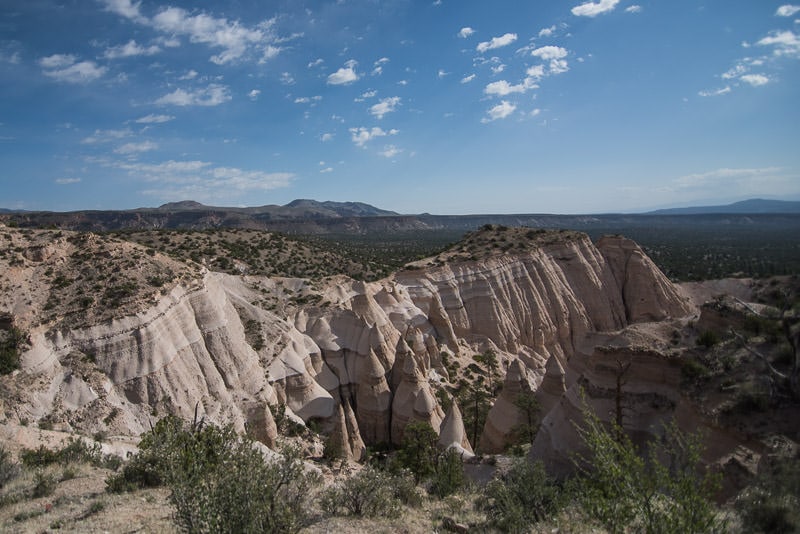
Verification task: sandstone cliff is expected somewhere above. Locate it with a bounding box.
[0,226,700,464]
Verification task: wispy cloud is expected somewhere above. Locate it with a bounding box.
[39,54,106,84]
[155,84,231,106]
[328,60,359,85]
[484,80,528,96]
[698,86,731,97]
[571,0,620,17]
[461,74,476,84]
[379,145,403,158]
[135,114,174,124]
[103,40,160,59]
[248,89,261,100]
[482,100,516,122]
[476,33,517,54]
[55,177,81,185]
[98,0,147,24]
[531,46,568,60]
[625,5,642,14]
[114,141,158,154]
[108,158,293,201]
[82,128,132,144]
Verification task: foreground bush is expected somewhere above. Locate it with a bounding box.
[107,415,320,533]
[736,453,800,533]
[574,409,721,534]
[482,458,564,533]
[320,466,416,518]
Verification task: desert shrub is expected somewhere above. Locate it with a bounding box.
[0,327,26,375]
[393,420,438,482]
[106,415,319,533]
[31,470,56,498]
[0,446,21,489]
[430,448,466,498]
[574,408,721,534]
[681,357,711,380]
[21,437,104,469]
[696,330,720,348]
[321,466,416,518]
[736,453,800,533]
[482,459,564,533]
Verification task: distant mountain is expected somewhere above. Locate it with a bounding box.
[645,198,800,215]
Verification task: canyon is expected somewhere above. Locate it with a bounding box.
[0,222,794,502]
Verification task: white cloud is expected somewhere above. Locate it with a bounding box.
[135,114,174,124]
[531,45,568,60]
[461,74,476,84]
[539,25,556,37]
[150,6,274,64]
[248,89,261,100]
[55,177,81,185]
[155,84,232,106]
[328,60,359,85]
[320,133,334,142]
[82,129,132,144]
[380,145,403,158]
[280,72,295,85]
[361,90,377,99]
[113,159,293,201]
[104,40,160,59]
[349,126,397,147]
[740,73,770,86]
[549,58,569,74]
[370,96,401,118]
[671,167,785,191]
[438,69,449,78]
[482,100,516,122]
[476,33,517,53]
[320,167,333,173]
[625,5,642,13]
[458,27,475,38]
[756,30,800,56]
[39,54,76,69]
[721,64,747,80]
[776,5,800,17]
[308,58,324,68]
[491,64,506,74]
[698,86,731,97]
[484,80,527,96]
[294,96,322,104]
[571,0,620,17]
[526,65,545,80]
[98,0,146,23]
[179,69,198,80]
[114,140,158,154]
[39,54,106,84]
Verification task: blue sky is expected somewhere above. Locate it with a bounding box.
[1,0,799,214]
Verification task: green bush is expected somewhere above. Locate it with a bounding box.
[21,437,105,469]
[736,453,800,533]
[574,408,721,534]
[696,330,720,349]
[106,415,319,533]
[320,466,418,518]
[0,327,26,375]
[31,470,56,498]
[482,459,564,533]
[0,445,21,489]
[393,421,438,482]
[430,448,466,498]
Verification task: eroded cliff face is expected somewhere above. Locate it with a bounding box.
[0,228,698,464]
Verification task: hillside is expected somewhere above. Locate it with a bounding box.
[646,198,800,215]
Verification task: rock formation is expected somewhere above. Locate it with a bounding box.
[1,226,707,469]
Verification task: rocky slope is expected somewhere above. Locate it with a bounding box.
[2,224,725,469]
